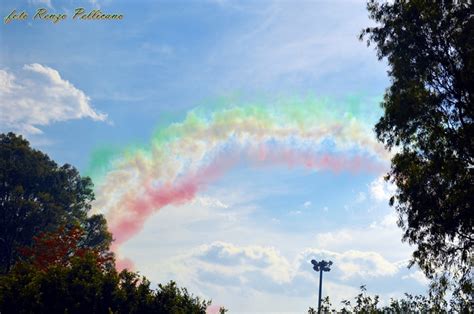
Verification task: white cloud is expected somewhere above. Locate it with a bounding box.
[299,248,398,279]
[0,64,107,135]
[303,201,312,208]
[189,241,402,291]
[0,70,16,93]
[369,176,396,202]
[192,241,294,284]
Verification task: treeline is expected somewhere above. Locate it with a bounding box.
[1,254,209,313]
[309,285,471,313]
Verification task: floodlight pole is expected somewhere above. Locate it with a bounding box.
[311,259,333,314]
[318,266,323,313]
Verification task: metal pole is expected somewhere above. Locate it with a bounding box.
[311,259,332,314]
[318,268,323,314]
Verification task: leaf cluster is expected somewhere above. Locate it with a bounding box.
[0,253,210,314]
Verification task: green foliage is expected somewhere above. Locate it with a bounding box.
[218,306,229,314]
[0,253,210,314]
[0,132,112,273]
[308,285,472,313]
[307,296,337,314]
[360,0,473,298]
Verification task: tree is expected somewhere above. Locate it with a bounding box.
[0,132,112,273]
[18,225,114,271]
[0,253,211,314]
[360,0,473,297]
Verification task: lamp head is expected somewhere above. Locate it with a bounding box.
[310,259,333,272]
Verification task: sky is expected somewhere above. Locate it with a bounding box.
[1,0,430,312]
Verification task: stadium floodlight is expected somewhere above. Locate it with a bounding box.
[310,259,333,314]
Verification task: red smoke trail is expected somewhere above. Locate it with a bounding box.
[110,156,239,270]
[116,257,135,271]
[109,145,387,256]
[109,150,240,247]
[248,145,386,173]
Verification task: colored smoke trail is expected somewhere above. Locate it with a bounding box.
[90,96,390,261]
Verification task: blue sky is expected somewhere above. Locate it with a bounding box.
[1,0,429,312]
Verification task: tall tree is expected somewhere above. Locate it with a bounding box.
[360,0,473,297]
[0,132,112,273]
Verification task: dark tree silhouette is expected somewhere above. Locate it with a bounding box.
[360,0,473,298]
[0,132,112,273]
[0,253,210,314]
